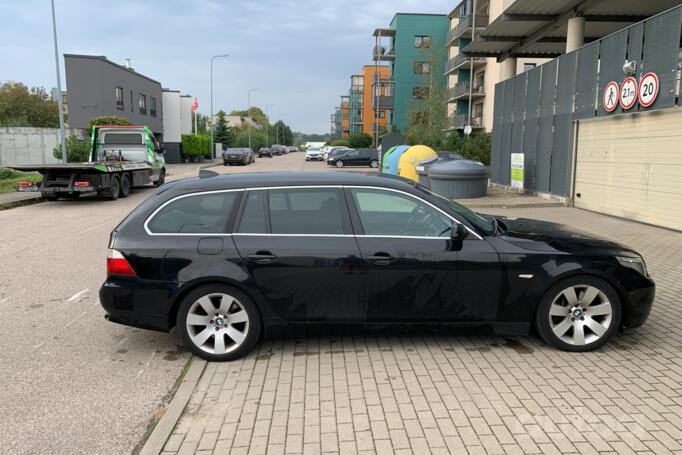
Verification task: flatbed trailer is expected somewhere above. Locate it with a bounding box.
[9,125,166,201]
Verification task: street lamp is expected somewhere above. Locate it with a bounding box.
[247,88,259,151]
[210,54,229,159]
[265,104,274,148]
[50,0,67,163]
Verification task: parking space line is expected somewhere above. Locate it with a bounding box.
[67,289,89,302]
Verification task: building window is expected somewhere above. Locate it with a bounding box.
[139,94,147,115]
[523,63,536,72]
[414,35,432,48]
[378,111,386,119]
[150,97,157,117]
[115,86,124,110]
[412,87,430,99]
[413,62,431,74]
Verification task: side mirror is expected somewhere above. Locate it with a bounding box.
[449,223,469,251]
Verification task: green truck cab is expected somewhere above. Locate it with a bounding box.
[11,125,166,201]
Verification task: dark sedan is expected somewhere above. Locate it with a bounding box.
[328,149,379,168]
[223,148,253,165]
[100,172,654,361]
[258,147,273,158]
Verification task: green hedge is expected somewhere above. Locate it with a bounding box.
[181,134,211,157]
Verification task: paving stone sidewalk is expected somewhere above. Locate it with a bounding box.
[162,207,682,455]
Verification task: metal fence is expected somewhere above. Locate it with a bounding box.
[490,6,682,196]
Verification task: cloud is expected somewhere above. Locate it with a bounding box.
[0,0,454,132]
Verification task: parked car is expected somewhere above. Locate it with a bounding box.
[305,147,323,161]
[326,147,353,162]
[271,145,286,155]
[100,172,654,361]
[223,148,254,166]
[258,147,273,158]
[287,146,299,153]
[328,149,379,168]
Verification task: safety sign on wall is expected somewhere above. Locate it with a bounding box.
[639,72,659,107]
[619,77,637,110]
[510,153,524,190]
[603,73,659,112]
[603,81,618,112]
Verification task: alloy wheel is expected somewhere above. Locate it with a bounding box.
[548,285,613,346]
[336,161,344,168]
[185,292,250,354]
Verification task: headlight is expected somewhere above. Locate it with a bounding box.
[617,256,648,276]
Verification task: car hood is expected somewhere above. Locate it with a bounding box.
[498,217,639,256]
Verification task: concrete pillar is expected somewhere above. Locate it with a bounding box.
[566,16,585,53]
[500,58,517,81]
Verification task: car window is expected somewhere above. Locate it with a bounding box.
[350,188,452,237]
[238,190,267,233]
[148,192,239,234]
[268,188,344,234]
[345,151,359,157]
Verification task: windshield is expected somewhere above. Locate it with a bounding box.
[416,186,496,236]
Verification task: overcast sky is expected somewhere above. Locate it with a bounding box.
[0,0,455,133]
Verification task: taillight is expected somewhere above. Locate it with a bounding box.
[74,181,90,187]
[107,249,136,277]
[17,181,33,187]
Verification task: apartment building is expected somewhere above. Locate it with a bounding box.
[340,96,350,138]
[362,65,390,137]
[445,1,547,133]
[349,75,364,135]
[373,13,449,132]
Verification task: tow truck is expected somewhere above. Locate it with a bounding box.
[10,125,166,201]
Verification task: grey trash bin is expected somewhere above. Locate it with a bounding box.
[428,160,489,199]
[415,153,464,189]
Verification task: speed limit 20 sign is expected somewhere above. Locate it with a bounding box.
[639,72,659,107]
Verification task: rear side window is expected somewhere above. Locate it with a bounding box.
[268,188,345,234]
[238,191,267,233]
[147,192,239,234]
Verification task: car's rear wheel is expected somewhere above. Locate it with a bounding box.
[535,276,621,351]
[177,284,261,361]
[336,160,344,168]
[106,176,120,200]
[120,174,131,198]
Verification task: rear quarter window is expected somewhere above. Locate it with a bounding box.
[147,191,240,234]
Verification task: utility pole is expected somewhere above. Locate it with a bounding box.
[50,0,67,163]
[210,54,229,158]
[247,88,259,151]
[466,0,477,136]
[265,104,274,147]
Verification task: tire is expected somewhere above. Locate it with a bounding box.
[336,160,344,168]
[223,161,228,166]
[120,174,131,198]
[43,193,59,201]
[535,275,621,352]
[177,284,262,361]
[370,160,379,168]
[107,176,121,200]
[154,169,166,187]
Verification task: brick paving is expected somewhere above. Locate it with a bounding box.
[162,207,682,455]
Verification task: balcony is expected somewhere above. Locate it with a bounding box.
[372,96,394,109]
[373,45,395,61]
[448,112,484,130]
[445,54,486,74]
[446,15,489,45]
[447,81,485,101]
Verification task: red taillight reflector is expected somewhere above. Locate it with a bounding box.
[107,249,136,277]
[17,181,33,187]
[74,181,90,187]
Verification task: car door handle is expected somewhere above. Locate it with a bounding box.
[247,252,277,263]
[365,253,395,265]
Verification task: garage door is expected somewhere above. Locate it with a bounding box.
[574,109,682,230]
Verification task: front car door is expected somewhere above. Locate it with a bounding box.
[232,187,365,323]
[347,187,501,323]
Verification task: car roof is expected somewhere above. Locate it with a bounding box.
[164,172,415,193]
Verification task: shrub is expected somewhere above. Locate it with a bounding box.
[444,133,491,165]
[348,133,373,148]
[182,134,211,159]
[328,139,349,147]
[53,134,91,162]
[87,116,132,131]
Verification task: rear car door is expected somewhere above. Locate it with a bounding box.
[347,187,500,323]
[232,187,365,322]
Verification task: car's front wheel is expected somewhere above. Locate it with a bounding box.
[336,160,344,168]
[535,276,621,351]
[370,159,379,168]
[177,284,261,361]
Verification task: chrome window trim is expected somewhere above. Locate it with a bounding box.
[143,184,483,240]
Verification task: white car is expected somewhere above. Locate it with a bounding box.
[305,147,323,161]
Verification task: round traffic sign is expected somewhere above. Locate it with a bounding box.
[638,72,659,107]
[619,77,637,110]
[603,81,618,112]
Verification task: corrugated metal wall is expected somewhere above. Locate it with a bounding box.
[489,6,682,197]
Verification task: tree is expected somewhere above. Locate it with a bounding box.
[348,133,373,148]
[194,112,209,133]
[229,107,267,127]
[444,132,491,165]
[0,82,59,127]
[53,135,90,162]
[181,134,211,161]
[328,139,349,147]
[88,115,132,131]
[214,110,233,146]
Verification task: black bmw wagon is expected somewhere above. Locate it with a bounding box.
[100,172,654,361]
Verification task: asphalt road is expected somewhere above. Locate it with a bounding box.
[0,153,346,454]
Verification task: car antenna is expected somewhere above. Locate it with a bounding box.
[199,169,219,179]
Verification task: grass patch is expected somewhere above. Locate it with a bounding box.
[0,168,42,194]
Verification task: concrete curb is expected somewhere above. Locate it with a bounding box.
[139,357,207,455]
